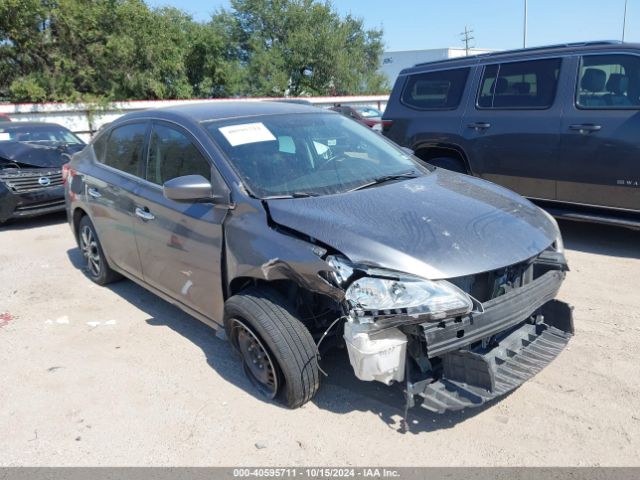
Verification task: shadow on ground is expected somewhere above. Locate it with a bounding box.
[559,220,639,258]
[63,220,638,434]
[0,211,67,231]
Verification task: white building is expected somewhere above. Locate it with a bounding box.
[380,47,496,85]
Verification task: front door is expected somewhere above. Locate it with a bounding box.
[461,57,565,200]
[558,53,640,211]
[132,122,228,322]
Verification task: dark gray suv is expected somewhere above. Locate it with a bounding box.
[383,41,640,229]
[64,102,572,421]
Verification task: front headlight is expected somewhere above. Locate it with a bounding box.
[346,275,473,319]
[538,207,564,253]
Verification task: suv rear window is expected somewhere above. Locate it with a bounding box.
[577,54,640,109]
[401,68,470,110]
[478,58,561,109]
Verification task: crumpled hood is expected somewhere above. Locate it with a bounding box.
[266,169,558,280]
[0,141,84,168]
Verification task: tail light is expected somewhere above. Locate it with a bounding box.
[61,162,70,184]
[62,162,76,185]
[381,119,393,133]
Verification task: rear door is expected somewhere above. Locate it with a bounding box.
[558,53,640,211]
[132,121,228,322]
[86,122,148,279]
[461,57,565,199]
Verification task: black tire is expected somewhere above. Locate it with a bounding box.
[426,156,467,173]
[77,215,121,285]
[224,287,320,408]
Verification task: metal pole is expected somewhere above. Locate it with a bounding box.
[524,0,528,48]
[622,0,628,42]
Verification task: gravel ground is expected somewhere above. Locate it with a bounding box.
[0,212,639,466]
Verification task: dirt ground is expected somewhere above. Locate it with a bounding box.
[0,212,639,466]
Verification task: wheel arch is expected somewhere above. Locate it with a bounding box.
[412,142,473,174]
[72,206,89,242]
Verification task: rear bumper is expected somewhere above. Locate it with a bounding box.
[411,300,573,413]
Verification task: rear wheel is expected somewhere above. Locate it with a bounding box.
[224,287,320,408]
[78,216,121,285]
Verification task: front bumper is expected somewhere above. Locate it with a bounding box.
[422,270,566,358]
[404,270,573,413]
[0,169,65,223]
[411,299,573,413]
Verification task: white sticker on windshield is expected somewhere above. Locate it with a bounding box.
[0,133,10,141]
[218,122,276,147]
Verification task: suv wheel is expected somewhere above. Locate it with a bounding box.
[224,287,320,408]
[78,216,121,285]
[427,156,467,173]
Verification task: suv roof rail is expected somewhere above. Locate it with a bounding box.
[412,40,624,68]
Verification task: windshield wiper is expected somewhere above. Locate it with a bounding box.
[262,191,320,200]
[348,170,421,192]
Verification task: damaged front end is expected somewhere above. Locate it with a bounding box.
[329,247,573,416]
[0,142,81,223]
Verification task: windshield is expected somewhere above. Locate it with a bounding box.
[205,113,429,198]
[354,107,382,118]
[0,126,84,144]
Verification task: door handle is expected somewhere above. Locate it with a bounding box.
[87,187,102,198]
[135,207,155,221]
[468,122,491,130]
[569,124,602,133]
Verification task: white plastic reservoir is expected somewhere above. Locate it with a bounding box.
[343,321,407,385]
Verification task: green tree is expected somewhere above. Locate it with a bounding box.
[0,0,387,102]
[210,0,387,97]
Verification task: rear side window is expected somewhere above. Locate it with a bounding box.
[102,123,147,177]
[146,124,211,185]
[577,54,640,109]
[401,68,470,110]
[478,58,561,109]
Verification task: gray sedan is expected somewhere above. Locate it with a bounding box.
[64,101,572,423]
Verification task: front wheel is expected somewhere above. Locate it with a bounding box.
[224,287,320,408]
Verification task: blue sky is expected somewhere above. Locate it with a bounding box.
[145,0,636,51]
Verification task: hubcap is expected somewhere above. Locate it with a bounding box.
[80,225,101,277]
[232,319,278,399]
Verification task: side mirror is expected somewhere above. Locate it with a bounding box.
[163,175,213,202]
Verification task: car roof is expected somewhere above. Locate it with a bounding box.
[0,121,69,130]
[122,101,329,124]
[400,40,640,76]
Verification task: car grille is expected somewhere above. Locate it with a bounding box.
[0,169,63,192]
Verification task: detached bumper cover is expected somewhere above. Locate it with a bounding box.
[422,270,565,358]
[409,300,573,413]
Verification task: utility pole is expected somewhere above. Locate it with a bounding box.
[460,26,475,56]
[622,0,628,42]
[523,0,528,48]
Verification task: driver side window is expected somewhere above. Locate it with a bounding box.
[146,124,211,185]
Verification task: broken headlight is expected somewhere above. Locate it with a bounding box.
[538,207,564,253]
[346,274,473,319]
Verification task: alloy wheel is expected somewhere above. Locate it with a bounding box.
[80,225,101,277]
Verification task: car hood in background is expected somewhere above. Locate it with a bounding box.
[266,169,557,280]
[0,141,85,168]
